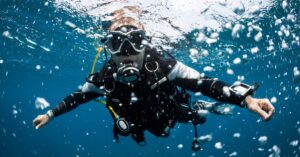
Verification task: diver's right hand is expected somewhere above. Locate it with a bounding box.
[33,114,50,129]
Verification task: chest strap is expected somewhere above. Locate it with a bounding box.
[150,77,168,90]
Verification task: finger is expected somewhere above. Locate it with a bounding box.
[266,103,275,120]
[33,116,39,123]
[261,99,272,110]
[261,99,275,116]
[35,121,45,130]
[33,121,39,127]
[255,107,269,121]
[33,117,41,126]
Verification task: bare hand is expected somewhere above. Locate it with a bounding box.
[33,114,50,129]
[245,96,275,121]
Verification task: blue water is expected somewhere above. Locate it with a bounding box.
[1,0,300,157]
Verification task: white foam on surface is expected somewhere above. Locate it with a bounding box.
[225,22,232,29]
[232,23,243,38]
[53,0,275,44]
[196,32,207,43]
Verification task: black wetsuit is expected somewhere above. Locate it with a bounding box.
[50,47,248,142]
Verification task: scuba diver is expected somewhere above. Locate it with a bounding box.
[33,7,275,151]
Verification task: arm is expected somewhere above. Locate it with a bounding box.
[51,82,104,117]
[33,82,104,129]
[168,61,275,121]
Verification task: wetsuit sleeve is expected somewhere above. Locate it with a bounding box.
[51,79,105,118]
[167,61,248,107]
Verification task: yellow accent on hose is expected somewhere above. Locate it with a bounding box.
[95,99,118,119]
[91,48,106,105]
[90,47,119,119]
[95,99,107,105]
[108,106,118,119]
[90,47,104,74]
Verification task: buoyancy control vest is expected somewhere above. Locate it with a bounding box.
[97,47,192,144]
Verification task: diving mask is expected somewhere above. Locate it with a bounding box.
[105,27,147,55]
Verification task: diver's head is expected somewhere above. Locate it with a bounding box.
[105,24,147,84]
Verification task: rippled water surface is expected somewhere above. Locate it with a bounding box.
[1,0,300,156]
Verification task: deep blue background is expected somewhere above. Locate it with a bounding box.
[1,0,300,156]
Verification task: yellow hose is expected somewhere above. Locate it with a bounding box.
[108,106,118,119]
[90,47,103,74]
[95,99,107,105]
[91,47,118,119]
[94,99,118,119]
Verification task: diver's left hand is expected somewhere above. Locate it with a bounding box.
[244,96,275,121]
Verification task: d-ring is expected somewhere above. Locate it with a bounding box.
[104,81,115,93]
[145,61,159,72]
